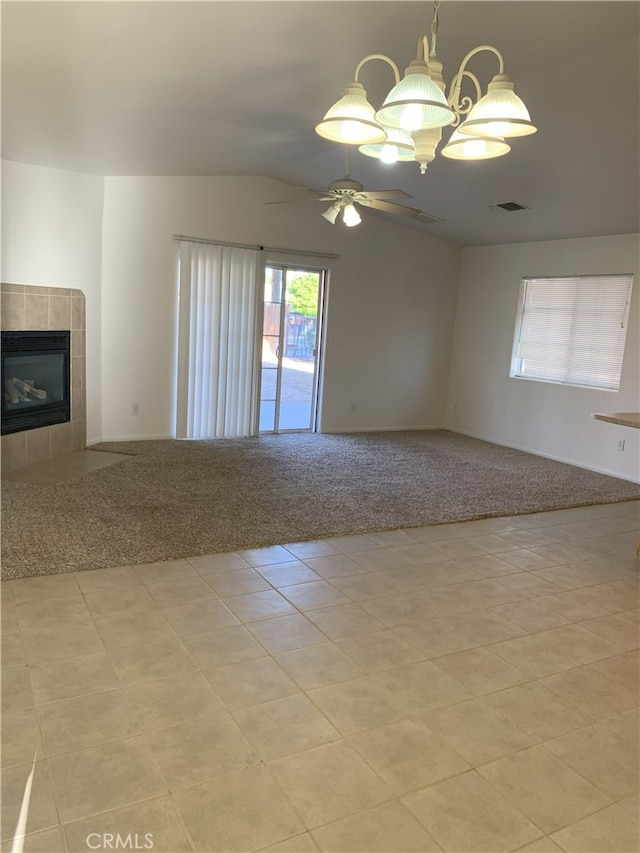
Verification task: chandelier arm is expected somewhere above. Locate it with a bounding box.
[448,44,505,114]
[446,70,481,126]
[354,53,401,85]
[458,69,481,114]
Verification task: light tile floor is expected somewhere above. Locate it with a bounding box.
[1,499,639,852]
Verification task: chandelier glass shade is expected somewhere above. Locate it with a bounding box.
[359,124,416,163]
[458,75,537,138]
[314,1,536,171]
[441,126,511,160]
[315,83,387,145]
[374,61,455,131]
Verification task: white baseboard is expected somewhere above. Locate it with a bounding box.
[321,424,445,434]
[448,426,640,485]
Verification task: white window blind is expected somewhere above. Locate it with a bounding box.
[511,274,633,390]
[176,240,261,438]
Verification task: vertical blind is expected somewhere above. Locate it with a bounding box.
[176,240,261,438]
[512,274,634,390]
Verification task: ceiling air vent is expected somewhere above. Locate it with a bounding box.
[489,200,529,212]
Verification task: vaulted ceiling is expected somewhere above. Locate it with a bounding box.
[2,1,639,245]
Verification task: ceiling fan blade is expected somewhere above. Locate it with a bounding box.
[358,189,412,200]
[366,199,423,217]
[264,192,325,205]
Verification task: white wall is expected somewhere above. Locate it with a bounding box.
[446,234,640,481]
[1,160,104,443]
[4,162,638,483]
[100,175,460,441]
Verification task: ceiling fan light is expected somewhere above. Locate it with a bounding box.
[342,203,362,227]
[441,126,511,160]
[459,74,537,138]
[359,125,416,163]
[315,82,387,145]
[375,62,455,132]
[322,202,341,224]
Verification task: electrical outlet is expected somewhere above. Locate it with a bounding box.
[132,403,140,416]
[350,403,356,413]
[453,402,459,414]
[617,439,625,452]
[474,407,480,420]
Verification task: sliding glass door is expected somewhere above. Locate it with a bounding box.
[259,266,325,433]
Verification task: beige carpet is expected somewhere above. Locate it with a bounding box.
[2,430,639,579]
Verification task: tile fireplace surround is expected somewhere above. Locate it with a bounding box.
[1,283,86,473]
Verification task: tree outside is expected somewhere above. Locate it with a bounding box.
[287,273,319,317]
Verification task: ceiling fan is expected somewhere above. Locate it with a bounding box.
[265,150,427,227]
[267,176,423,227]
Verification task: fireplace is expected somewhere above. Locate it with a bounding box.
[1,330,71,435]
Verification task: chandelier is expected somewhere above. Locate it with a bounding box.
[314,0,537,174]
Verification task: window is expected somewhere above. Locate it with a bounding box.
[511,274,633,391]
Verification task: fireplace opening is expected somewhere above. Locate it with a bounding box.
[1,330,71,435]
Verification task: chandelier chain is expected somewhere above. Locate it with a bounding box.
[430,0,441,57]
